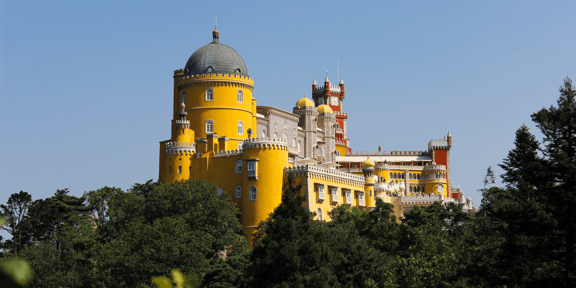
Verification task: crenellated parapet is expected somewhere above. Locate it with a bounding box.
[423,164,447,172]
[213,149,243,157]
[314,85,342,94]
[176,73,254,91]
[347,150,430,156]
[285,165,365,187]
[376,163,425,171]
[242,137,288,150]
[428,139,449,150]
[165,141,196,155]
[399,194,455,206]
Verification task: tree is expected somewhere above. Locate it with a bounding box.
[0,191,33,252]
[532,76,576,285]
[248,173,340,287]
[92,179,245,287]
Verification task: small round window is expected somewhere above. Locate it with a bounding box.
[207,67,213,73]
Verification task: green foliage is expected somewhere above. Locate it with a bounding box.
[0,216,33,288]
[152,269,199,288]
[0,191,33,252]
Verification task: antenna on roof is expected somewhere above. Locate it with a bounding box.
[215,16,217,28]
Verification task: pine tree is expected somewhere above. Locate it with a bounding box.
[532,77,576,285]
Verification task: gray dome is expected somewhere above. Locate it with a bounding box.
[184,42,248,77]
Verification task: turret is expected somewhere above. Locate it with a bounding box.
[339,77,345,99]
[362,158,376,207]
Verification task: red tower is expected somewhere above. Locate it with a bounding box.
[312,74,350,154]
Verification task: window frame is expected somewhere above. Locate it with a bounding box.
[249,186,257,201]
[237,121,244,135]
[235,185,242,198]
[247,162,255,171]
[205,87,214,101]
[237,89,244,103]
[181,91,187,104]
[235,160,243,174]
[205,120,214,133]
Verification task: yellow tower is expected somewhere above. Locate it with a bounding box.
[173,28,255,150]
[241,137,289,245]
[362,158,376,207]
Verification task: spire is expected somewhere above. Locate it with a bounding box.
[325,71,330,83]
[339,77,344,85]
[304,93,307,98]
[212,17,220,43]
[313,78,317,85]
[447,131,451,137]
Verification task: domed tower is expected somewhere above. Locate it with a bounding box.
[292,94,318,159]
[172,28,255,150]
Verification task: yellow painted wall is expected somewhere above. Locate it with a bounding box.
[241,144,289,245]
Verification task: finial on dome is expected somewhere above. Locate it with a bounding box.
[339,77,344,85]
[447,131,451,137]
[212,17,220,43]
[325,71,330,82]
[313,78,317,85]
[304,93,307,98]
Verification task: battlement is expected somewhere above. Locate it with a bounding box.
[428,139,449,150]
[176,73,254,88]
[314,85,342,94]
[375,163,425,171]
[165,141,195,155]
[423,164,447,172]
[175,119,190,127]
[285,164,365,183]
[213,149,243,157]
[347,150,429,156]
[399,194,456,206]
[242,137,288,150]
[335,111,348,118]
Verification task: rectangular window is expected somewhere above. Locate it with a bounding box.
[237,89,243,103]
[359,192,365,206]
[346,190,352,204]
[237,121,244,135]
[182,91,187,104]
[178,166,182,174]
[206,120,214,133]
[318,185,325,200]
[205,88,214,101]
[169,166,172,174]
[332,187,338,203]
[248,162,255,171]
[189,166,191,174]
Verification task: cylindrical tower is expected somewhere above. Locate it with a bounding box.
[423,163,448,196]
[163,103,195,183]
[362,158,376,207]
[240,137,289,246]
[173,29,255,150]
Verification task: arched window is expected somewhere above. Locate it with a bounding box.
[402,173,405,180]
[181,91,187,104]
[293,137,297,147]
[237,89,243,103]
[206,120,214,133]
[417,174,420,180]
[205,88,214,101]
[217,188,223,196]
[274,132,278,139]
[409,173,413,180]
[317,207,323,221]
[283,133,288,142]
[249,186,257,201]
[235,160,243,174]
[235,185,241,198]
[237,121,244,135]
[298,141,301,153]
[261,130,266,139]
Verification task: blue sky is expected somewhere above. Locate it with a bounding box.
[1,1,575,214]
